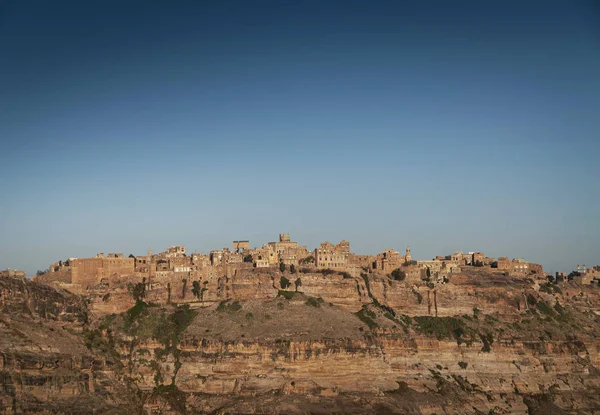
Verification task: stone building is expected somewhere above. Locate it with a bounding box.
[192,253,210,268]
[210,249,228,266]
[416,260,444,274]
[372,247,412,273]
[374,248,405,273]
[65,254,135,286]
[349,254,376,269]
[472,252,485,266]
[165,246,186,258]
[232,241,250,252]
[315,241,350,269]
[267,234,309,265]
[0,269,25,279]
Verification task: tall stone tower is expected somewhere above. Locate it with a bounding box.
[405,246,412,264]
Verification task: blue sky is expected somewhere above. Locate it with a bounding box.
[1,0,599,276]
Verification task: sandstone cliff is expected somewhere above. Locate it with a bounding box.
[3,268,600,414]
[0,276,139,414]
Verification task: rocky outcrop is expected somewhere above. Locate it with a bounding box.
[0,276,138,414]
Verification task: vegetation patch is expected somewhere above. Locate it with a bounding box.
[216,300,242,313]
[413,316,470,344]
[390,268,406,281]
[280,276,291,289]
[411,288,423,304]
[355,306,378,329]
[305,297,325,307]
[479,331,494,352]
[277,290,296,300]
[153,384,187,414]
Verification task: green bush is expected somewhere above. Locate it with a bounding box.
[280,276,291,289]
[279,263,286,272]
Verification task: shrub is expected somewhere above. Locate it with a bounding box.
[536,300,556,318]
[412,288,423,304]
[413,316,469,344]
[279,263,286,272]
[277,290,296,300]
[479,332,494,352]
[319,268,336,276]
[305,297,324,307]
[294,277,302,291]
[458,361,468,369]
[391,268,406,281]
[192,281,201,299]
[217,300,242,312]
[355,306,378,329]
[339,271,352,279]
[130,282,146,302]
[290,264,296,274]
[181,279,187,299]
[243,254,253,263]
[280,276,291,290]
[300,256,314,265]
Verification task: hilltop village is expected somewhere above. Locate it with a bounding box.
[29,233,598,294]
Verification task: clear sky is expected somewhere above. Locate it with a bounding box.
[1,0,599,276]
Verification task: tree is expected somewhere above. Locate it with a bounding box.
[167,283,172,304]
[279,263,286,272]
[391,268,406,281]
[192,281,201,299]
[131,282,146,302]
[294,278,302,291]
[182,279,188,299]
[243,254,253,263]
[426,267,431,279]
[280,276,291,290]
[290,264,296,274]
[36,269,48,276]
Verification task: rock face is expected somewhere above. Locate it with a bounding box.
[0,276,138,415]
[3,268,600,414]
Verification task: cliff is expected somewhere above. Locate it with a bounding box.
[0,275,139,414]
[4,267,600,414]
